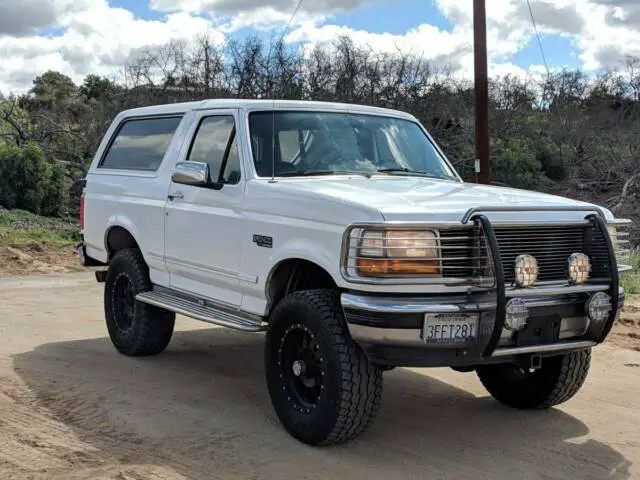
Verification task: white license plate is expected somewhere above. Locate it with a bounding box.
[422,313,479,343]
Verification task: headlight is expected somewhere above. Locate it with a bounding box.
[357,230,440,276]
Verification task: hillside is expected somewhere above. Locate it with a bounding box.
[0,207,83,276]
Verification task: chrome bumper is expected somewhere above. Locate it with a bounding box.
[341,286,623,365]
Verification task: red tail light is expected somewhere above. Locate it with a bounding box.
[79,191,85,231]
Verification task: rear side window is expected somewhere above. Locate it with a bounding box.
[99,116,182,171]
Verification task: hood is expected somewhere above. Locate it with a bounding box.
[269,176,612,224]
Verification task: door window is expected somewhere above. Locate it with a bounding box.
[187,115,241,184]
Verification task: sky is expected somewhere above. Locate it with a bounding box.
[0,0,639,94]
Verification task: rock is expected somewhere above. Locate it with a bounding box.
[6,247,32,262]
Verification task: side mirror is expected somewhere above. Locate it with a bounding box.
[172,162,210,187]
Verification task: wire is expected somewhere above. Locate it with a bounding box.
[278,0,304,47]
[525,0,550,78]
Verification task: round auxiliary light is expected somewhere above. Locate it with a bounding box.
[586,292,612,324]
[567,253,591,285]
[514,254,538,288]
[504,298,529,331]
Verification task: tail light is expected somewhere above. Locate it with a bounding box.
[79,191,85,231]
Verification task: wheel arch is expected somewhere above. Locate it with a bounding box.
[265,258,338,315]
[104,224,142,262]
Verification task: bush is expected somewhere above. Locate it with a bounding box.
[491,138,552,191]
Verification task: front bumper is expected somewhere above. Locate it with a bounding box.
[341,287,625,368]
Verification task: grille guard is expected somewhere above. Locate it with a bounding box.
[340,205,622,359]
[467,208,619,357]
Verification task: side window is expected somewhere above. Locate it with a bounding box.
[100,116,182,171]
[187,115,241,185]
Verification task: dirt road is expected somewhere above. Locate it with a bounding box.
[0,273,638,479]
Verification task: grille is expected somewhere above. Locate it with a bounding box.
[440,228,480,279]
[491,225,610,283]
[440,224,612,284]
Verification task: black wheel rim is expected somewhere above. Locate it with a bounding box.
[113,273,135,332]
[278,324,325,411]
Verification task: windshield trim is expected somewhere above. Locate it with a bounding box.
[242,107,463,183]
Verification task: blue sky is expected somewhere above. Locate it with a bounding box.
[0,0,639,93]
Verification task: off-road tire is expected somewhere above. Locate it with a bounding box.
[476,348,591,409]
[104,248,175,356]
[265,289,383,446]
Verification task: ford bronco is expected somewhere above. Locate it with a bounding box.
[78,99,633,446]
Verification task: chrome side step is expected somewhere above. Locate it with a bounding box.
[136,287,265,332]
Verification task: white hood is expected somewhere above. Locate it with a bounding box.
[265,176,612,224]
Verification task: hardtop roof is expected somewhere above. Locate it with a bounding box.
[118,99,418,121]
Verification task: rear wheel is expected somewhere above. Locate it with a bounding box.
[476,349,591,409]
[265,289,383,446]
[104,248,175,356]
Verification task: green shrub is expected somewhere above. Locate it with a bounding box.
[0,142,69,216]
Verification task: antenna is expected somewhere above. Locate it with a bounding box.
[269,0,304,183]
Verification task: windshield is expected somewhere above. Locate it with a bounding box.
[248,111,458,179]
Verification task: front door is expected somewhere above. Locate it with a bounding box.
[163,109,244,306]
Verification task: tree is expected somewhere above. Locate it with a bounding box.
[0,141,69,216]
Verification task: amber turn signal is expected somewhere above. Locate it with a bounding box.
[357,258,440,276]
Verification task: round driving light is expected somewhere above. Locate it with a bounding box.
[514,254,538,288]
[586,292,612,324]
[567,253,591,284]
[504,298,529,331]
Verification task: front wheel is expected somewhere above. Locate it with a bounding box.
[265,289,383,446]
[476,348,591,409]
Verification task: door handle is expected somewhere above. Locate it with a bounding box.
[168,191,184,200]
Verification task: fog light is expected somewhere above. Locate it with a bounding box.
[586,292,612,324]
[514,254,538,288]
[504,298,529,331]
[567,253,591,285]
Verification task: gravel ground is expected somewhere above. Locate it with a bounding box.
[0,272,638,479]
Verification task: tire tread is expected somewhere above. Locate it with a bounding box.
[266,289,383,446]
[105,248,175,356]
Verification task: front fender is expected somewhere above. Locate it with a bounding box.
[267,238,340,285]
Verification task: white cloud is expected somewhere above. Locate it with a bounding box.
[1,0,640,96]
[0,0,225,94]
[437,0,640,71]
[216,7,324,33]
[150,0,375,15]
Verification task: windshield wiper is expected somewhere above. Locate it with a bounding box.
[276,169,372,178]
[376,168,453,180]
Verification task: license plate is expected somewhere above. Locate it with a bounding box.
[422,313,479,343]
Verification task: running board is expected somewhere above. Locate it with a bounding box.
[135,287,265,332]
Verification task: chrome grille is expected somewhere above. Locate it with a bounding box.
[439,228,493,286]
[490,225,609,283]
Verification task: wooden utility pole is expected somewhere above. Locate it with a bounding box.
[473,0,491,184]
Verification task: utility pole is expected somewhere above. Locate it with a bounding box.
[473,0,491,184]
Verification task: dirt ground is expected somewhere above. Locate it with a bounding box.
[0,245,85,277]
[0,273,638,479]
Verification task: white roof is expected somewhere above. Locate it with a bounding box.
[118,98,417,121]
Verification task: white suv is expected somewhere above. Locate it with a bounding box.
[79,99,632,446]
